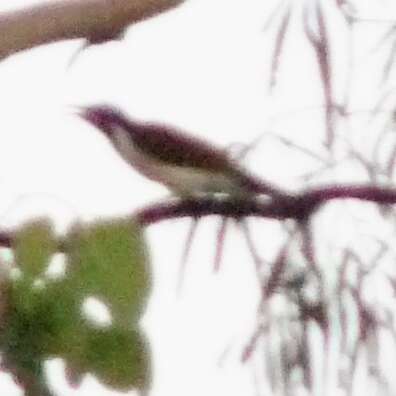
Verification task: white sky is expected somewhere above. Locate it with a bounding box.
[1,1,396,396]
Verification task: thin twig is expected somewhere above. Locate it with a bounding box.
[176,218,199,295]
[239,219,263,273]
[303,2,335,148]
[269,5,291,90]
[213,217,228,272]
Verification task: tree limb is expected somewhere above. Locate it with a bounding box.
[135,184,396,226]
[0,0,185,61]
[1,183,396,250]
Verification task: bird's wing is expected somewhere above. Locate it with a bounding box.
[127,121,235,172]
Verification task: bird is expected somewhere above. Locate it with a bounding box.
[78,104,279,198]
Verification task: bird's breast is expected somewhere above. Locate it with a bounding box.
[111,127,242,195]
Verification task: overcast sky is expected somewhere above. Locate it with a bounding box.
[1,1,396,396]
[0,1,278,395]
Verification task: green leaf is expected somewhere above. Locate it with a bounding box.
[3,282,56,375]
[66,219,152,326]
[13,218,57,278]
[2,217,153,394]
[2,277,84,393]
[65,325,151,392]
[38,280,83,356]
[7,278,81,357]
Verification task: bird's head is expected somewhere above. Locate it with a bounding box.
[78,105,128,138]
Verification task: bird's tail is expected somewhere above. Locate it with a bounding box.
[232,168,287,199]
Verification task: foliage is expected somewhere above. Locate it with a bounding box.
[0,218,152,394]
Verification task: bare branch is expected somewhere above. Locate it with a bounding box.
[0,0,185,61]
[239,219,264,272]
[383,39,396,83]
[262,236,291,298]
[262,0,288,32]
[269,5,291,90]
[267,133,330,163]
[176,218,199,294]
[213,217,229,272]
[0,183,396,253]
[303,2,335,148]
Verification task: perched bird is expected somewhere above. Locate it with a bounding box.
[78,105,278,198]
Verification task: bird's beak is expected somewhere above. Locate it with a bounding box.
[71,104,118,139]
[70,105,90,122]
[72,105,104,131]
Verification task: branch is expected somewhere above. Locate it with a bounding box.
[0,0,185,61]
[136,184,396,226]
[135,195,302,225]
[303,2,335,148]
[1,183,396,250]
